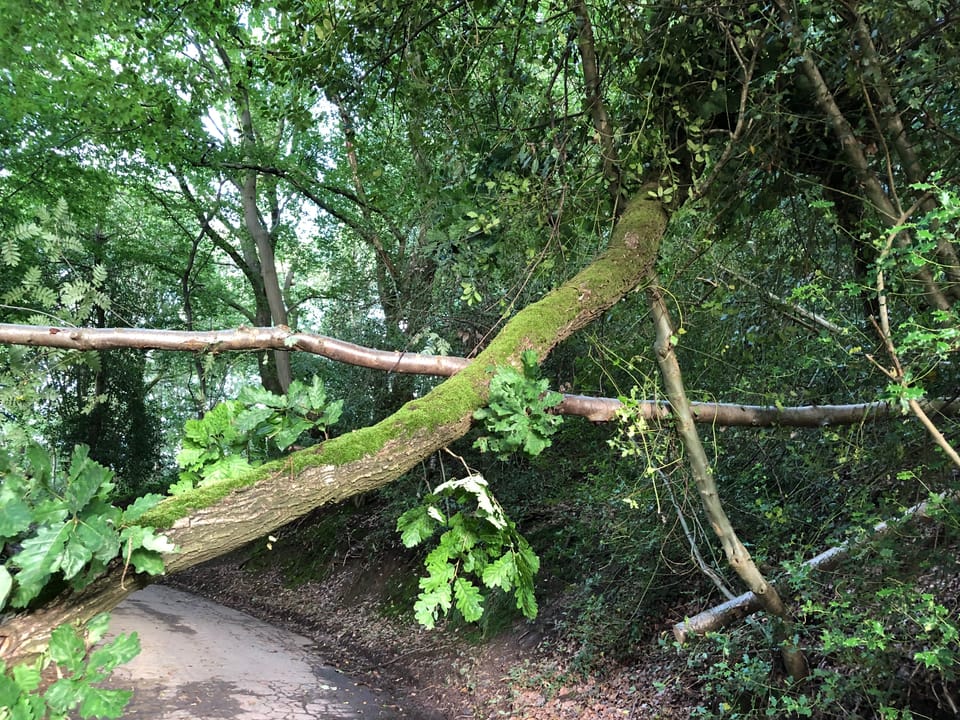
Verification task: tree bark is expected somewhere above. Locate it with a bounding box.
[0,190,668,665]
[648,277,809,680]
[3,323,958,427]
[673,493,949,642]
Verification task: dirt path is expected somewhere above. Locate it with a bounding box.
[105,584,412,719]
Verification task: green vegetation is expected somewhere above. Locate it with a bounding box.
[473,351,564,459]
[397,473,540,628]
[0,614,140,720]
[2,0,960,715]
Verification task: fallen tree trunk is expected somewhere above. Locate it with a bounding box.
[2,323,956,427]
[672,493,949,643]
[0,190,668,665]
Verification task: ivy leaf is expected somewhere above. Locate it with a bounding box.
[453,577,485,622]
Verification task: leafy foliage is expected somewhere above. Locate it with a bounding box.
[236,376,343,452]
[0,444,173,611]
[473,351,563,459]
[0,613,138,720]
[396,474,539,629]
[173,377,342,493]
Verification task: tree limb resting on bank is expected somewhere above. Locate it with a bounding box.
[672,493,949,643]
[0,323,957,427]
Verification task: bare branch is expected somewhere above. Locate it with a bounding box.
[1,323,958,427]
[674,493,951,643]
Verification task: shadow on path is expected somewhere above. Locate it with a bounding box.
[105,584,409,719]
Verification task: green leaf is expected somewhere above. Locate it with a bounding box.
[87,632,140,676]
[45,676,84,715]
[126,549,166,575]
[273,420,312,451]
[137,529,176,554]
[65,446,112,514]
[197,454,253,484]
[0,669,21,709]
[0,494,33,539]
[453,577,485,622]
[84,613,113,646]
[397,506,437,548]
[0,566,12,610]
[320,399,344,428]
[121,494,163,523]
[237,385,284,409]
[481,552,517,592]
[413,584,452,629]
[234,405,275,434]
[74,516,120,565]
[59,536,94,581]
[48,624,85,674]
[11,661,41,694]
[79,686,133,719]
[11,523,71,606]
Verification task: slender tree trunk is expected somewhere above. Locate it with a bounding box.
[845,5,960,297]
[775,0,951,311]
[238,101,292,392]
[648,277,809,680]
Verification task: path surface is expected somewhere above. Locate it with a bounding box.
[105,584,407,719]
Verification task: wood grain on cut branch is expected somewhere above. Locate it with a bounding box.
[0,190,668,665]
[2,324,957,428]
[673,493,950,643]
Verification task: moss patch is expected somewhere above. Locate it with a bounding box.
[143,191,667,532]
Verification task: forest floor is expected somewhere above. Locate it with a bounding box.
[167,538,699,719]
[166,496,960,720]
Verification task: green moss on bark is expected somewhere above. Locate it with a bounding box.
[142,191,667,531]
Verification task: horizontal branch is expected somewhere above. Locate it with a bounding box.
[0,323,470,376]
[1,323,957,427]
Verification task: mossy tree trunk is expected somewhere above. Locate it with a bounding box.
[0,191,668,665]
